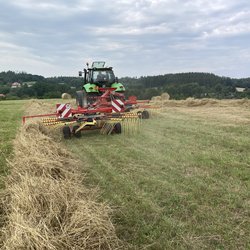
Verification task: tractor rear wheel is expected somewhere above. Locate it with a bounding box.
[76,90,87,108]
[72,125,81,138]
[113,123,122,134]
[63,126,71,139]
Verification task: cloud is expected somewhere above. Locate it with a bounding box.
[0,0,250,77]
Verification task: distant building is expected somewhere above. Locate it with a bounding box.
[235,87,246,92]
[23,81,36,87]
[11,82,21,88]
[0,94,6,99]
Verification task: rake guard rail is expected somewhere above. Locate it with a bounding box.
[22,113,57,124]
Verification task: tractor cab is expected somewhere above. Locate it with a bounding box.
[79,61,125,93]
[85,62,116,88]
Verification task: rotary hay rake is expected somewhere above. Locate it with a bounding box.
[22,88,158,139]
[40,111,142,139]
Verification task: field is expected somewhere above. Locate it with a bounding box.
[64,102,250,249]
[0,99,250,249]
[0,100,27,188]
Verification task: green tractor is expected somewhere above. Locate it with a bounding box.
[77,61,125,107]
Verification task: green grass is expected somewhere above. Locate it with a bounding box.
[64,108,250,249]
[0,100,27,188]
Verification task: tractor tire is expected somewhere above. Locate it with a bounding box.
[141,110,150,119]
[72,125,81,138]
[113,123,122,134]
[63,126,71,139]
[76,90,87,108]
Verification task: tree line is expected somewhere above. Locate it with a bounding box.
[0,71,82,99]
[123,73,250,99]
[0,71,249,100]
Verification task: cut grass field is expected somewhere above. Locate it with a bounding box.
[0,100,27,188]
[0,99,249,249]
[64,104,250,249]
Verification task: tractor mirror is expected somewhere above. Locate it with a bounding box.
[79,71,82,77]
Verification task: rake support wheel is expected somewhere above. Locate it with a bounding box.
[113,123,122,134]
[72,125,81,138]
[141,110,150,119]
[63,126,71,139]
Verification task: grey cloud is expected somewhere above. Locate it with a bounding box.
[0,0,250,77]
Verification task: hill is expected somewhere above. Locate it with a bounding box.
[123,72,250,99]
[0,71,250,100]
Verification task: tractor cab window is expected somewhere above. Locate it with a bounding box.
[92,70,115,84]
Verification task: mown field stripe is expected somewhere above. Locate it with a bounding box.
[64,107,250,249]
[0,100,27,188]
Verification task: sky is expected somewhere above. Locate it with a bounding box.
[0,0,250,78]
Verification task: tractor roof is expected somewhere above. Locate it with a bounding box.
[87,62,113,71]
[92,61,105,68]
[89,67,113,71]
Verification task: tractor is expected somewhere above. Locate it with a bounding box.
[76,61,126,108]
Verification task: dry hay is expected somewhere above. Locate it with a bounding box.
[151,92,170,104]
[164,97,220,107]
[151,96,161,102]
[181,97,219,107]
[157,98,250,125]
[152,98,250,108]
[24,99,55,115]
[161,92,170,100]
[0,100,123,249]
[61,93,72,100]
[222,98,250,107]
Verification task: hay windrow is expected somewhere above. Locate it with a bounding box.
[150,97,250,107]
[0,100,122,249]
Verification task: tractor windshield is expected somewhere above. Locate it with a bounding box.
[92,70,115,85]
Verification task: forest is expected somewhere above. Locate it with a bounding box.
[0,70,250,100]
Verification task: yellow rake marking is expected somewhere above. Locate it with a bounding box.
[41,118,77,130]
[76,120,97,133]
